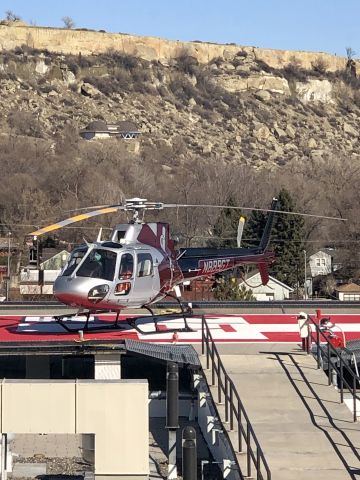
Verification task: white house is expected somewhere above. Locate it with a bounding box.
[309,250,332,277]
[80,120,141,140]
[335,283,360,301]
[20,250,69,296]
[238,272,294,301]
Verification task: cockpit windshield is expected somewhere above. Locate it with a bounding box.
[77,248,117,281]
[62,247,87,277]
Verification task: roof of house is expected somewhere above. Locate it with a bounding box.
[309,248,342,262]
[85,120,108,132]
[82,120,140,134]
[335,283,360,292]
[117,120,139,133]
[239,273,294,291]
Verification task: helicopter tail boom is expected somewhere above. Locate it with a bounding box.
[177,247,274,282]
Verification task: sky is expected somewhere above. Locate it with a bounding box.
[0,0,359,57]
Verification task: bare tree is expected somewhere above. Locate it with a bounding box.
[61,16,75,29]
[5,10,21,21]
[346,47,356,60]
[345,47,357,78]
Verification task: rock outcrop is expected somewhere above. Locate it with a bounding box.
[0,24,355,72]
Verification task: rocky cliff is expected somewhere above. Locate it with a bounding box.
[0,22,355,71]
[0,36,359,173]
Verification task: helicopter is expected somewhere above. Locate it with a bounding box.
[28,197,345,334]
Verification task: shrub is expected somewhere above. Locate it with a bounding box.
[169,75,197,101]
[7,110,42,137]
[176,55,199,75]
[311,57,328,75]
[236,50,248,58]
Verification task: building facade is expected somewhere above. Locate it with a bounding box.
[239,273,293,301]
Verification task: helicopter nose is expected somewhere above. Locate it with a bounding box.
[54,276,77,305]
[54,275,111,308]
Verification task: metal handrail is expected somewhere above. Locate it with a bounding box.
[201,316,271,480]
[307,315,360,422]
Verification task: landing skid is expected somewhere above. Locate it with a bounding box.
[53,295,194,336]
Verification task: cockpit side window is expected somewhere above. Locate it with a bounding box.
[119,253,134,280]
[77,249,116,281]
[137,253,153,277]
[62,248,87,277]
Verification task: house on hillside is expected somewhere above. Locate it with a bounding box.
[239,272,293,301]
[309,249,342,277]
[309,250,332,277]
[80,120,141,140]
[335,283,360,301]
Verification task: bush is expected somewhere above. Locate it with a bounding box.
[103,51,139,70]
[83,76,118,95]
[176,55,199,75]
[7,110,42,137]
[311,57,328,75]
[169,75,197,101]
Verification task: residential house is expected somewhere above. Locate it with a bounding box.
[335,283,360,301]
[239,272,294,301]
[308,248,342,278]
[80,120,140,140]
[309,250,332,277]
[20,250,69,297]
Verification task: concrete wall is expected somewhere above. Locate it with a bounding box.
[0,24,351,71]
[0,379,148,478]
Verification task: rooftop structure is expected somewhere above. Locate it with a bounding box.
[80,120,141,140]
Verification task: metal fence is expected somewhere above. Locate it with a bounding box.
[201,316,271,480]
[307,315,360,422]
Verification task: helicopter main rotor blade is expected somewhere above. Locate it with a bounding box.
[29,206,122,236]
[162,204,347,221]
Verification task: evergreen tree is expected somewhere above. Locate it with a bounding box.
[239,190,305,289]
[269,189,305,288]
[213,277,255,301]
[242,209,267,248]
[207,196,240,248]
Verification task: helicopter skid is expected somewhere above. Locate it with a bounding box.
[53,311,195,335]
[127,312,195,336]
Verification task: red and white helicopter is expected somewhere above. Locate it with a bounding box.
[29,198,344,333]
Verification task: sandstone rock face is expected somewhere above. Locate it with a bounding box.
[0,24,354,72]
[0,35,359,173]
[219,74,290,95]
[296,79,333,103]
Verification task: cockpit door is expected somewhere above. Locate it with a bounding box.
[131,252,155,305]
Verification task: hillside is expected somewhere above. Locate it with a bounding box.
[0,25,360,281]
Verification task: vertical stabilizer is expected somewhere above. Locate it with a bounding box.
[259,198,278,252]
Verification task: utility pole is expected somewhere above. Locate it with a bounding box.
[6,232,11,301]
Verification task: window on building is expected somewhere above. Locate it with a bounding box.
[321,258,326,266]
[316,258,321,266]
[344,294,360,301]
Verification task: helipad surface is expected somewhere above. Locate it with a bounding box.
[0,313,358,344]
